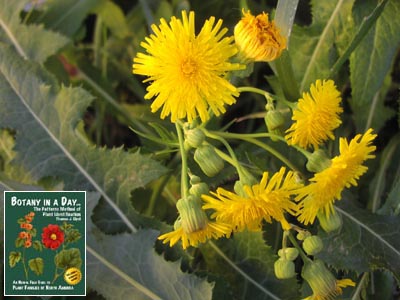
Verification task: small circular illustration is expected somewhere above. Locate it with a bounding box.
[64,267,82,285]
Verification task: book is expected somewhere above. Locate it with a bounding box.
[4,191,86,296]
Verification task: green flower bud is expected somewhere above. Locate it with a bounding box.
[296,230,311,241]
[265,109,285,141]
[317,209,343,233]
[274,258,296,279]
[194,145,224,177]
[184,128,205,149]
[306,149,332,173]
[303,235,324,255]
[176,196,208,233]
[278,247,299,261]
[189,182,209,198]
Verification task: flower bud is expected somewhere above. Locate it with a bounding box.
[234,10,286,63]
[306,149,331,173]
[265,109,285,141]
[189,182,209,198]
[296,230,311,241]
[274,258,296,279]
[184,128,205,149]
[303,235,324,255]
[278,247,299,261]
[194,145,224,177]
[317,209,342,233]
[176,196,208,233]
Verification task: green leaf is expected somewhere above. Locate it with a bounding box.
[349,0,400,131]
[55,248,82,269]
[289,0,355,91]
[9,251,21,267]
[91,0,130,39]
[28,257,44,276]
[15,237,25,248]
[64,228,81,244]
[0,45,167,232]
[202,231,300,300]
[32,240,43,252]
[0,0,69,62]
[38,0,98,37]
[317,200,400,281]
[86,195,213,300]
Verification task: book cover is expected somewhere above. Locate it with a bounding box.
[3,191,86,296]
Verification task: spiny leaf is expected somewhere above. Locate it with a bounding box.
[317,200,400,281]
[86,193,213,300]
[289,0,355,91]
[0,0,69,62]
[0,45,167,232]
[349,0,400,131]
[202,231,300,300]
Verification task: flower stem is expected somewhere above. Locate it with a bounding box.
[210,131,301,174]
[175,122,189,199]
[22,247,28,280]
[203,130,248,181]
[287,230,311,263]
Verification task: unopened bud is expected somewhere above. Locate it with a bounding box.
[194,145,224,177]
[274,258,296,279]
[303,236,324,255]
[265,109,285,141]
[278,247,299,261]
[306,149,331,173]
[317,209,342,233]
[176,196,208,234]
[184,128,205,149]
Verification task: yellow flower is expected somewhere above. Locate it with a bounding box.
[234,9,286,62]
[133,11,244,123]
[158,221,231,250]
[285,80,343,150]
[158,196,231,249]
[302,259,355,300]
[202,167,302,231]
[297,129,377,225]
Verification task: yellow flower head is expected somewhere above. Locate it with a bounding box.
[302,259,355,300]
[202,167,302,232]
[158,196,232,249]
[158,221,231,250]
[297,129,377,225]
[133,11,244,123]
[234,9,286,62]
[285,80,343,150]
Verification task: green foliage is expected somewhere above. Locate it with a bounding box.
[317,200,400,281]
[28,257,44,276]
[9,251,21,268]
[0,0,69,62]
[0,0,399,299]
[349,0,400,132]
[87,194,213,300]
[55,248,82,269]
[289,0,355,92]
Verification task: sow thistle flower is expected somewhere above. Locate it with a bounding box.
[234,10,286,62]
[133,11,244,123]
[202,167,302,232]
[297,129,377,225]
[158,196,232,249]
[285,80,343,150]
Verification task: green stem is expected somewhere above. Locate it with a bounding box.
[203,130,247,181]
[237,86,273,98]
[175,122,189,199]
[210,131,302,173]
[22,247,28,280]
[287,231,311,263]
